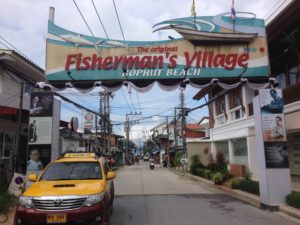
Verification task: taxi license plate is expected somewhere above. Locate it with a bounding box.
[47,214,67,223]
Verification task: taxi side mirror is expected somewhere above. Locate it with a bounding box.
[28,174,37,182]
[107,171,116,180]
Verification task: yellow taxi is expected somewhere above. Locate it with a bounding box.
[15,152,116,225]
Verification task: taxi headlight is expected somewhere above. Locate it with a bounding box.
[83,194,104,206]
[19,196,34,208]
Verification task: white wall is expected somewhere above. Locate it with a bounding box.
[0,69,30,109]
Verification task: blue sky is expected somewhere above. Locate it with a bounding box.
[0,0,285,141]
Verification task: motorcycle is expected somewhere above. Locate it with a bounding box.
[162,159,168,168]
[149,161,155,170]
[126,159,132,166]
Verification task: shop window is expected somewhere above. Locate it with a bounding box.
[233,138,248,156]
[215,141,229,162]
[288,66,300,86]
[79,140,85,147]
[0,133,3,158]
[276,73,286,89]
[0,133,16,158]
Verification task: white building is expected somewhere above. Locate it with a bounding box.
[193,1,300,182]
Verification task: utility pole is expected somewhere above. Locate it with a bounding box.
[103,92,107,152]
[125,112,141,161]
[125,114,129,161]
[106,91,112,153]
[166,116,170,165]
[180,90,187,157]
[15,82,24,173]
[99,92,104,152]
[99,91,112,153]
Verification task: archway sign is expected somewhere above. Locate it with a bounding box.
[45,13,270,92]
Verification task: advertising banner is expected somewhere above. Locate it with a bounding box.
[30,92,54,117]
[254,89,291,206]
[82,110,94,129]
[27,92,54,179]
[46,15,269,82]
[259,89,288,169]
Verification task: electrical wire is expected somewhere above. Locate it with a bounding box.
[65,89,98,111]
[128,92,137,113]
[263,0,288,20]
[0,39,10,49]
[73,0,95,37]
[62,103,81,114]
[0,35,27,58]
[112,106,175,126]
[4,93,21,107]
[91,0,109,39]
[121,87,133,112]
[136,91,142,113]
[112,0,125,41]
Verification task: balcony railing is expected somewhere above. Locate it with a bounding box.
[228,105,245,121]
[215,113,226,126]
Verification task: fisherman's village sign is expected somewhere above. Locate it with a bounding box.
[46,13,269,87]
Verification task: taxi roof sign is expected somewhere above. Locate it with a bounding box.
[64,153,96,158]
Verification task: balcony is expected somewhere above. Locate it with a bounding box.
[215,113,226,126]
[228,105,245,121]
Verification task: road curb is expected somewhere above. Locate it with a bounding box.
[172,169,300,222]
[279,205,300,220]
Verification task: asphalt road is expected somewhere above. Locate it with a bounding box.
[110,162,298,225]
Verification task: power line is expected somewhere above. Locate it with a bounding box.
[66,89,98,111]
[0,35,27,58]
[112,106,175,125]
[112,0,125,41]
[4,93,21,107]
[73,0,95,37]
[0,39,10,49]
[121,87,132,112]
[136,91,142,113]
[129,92,137,113]
[61,103,81,114]
[91,0,109,39]
[263,0,288,20]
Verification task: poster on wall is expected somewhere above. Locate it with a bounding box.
[260,89,284,114]
[28,117,52,144]
[27,91,54,181]
[259,89,288,169]
[264,142,289,168]
[27,145,51,171]
[262,114,286,142]
[30,92,54,117]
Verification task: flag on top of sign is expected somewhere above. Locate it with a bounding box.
[191,0,196,17]
[231,0,236,21]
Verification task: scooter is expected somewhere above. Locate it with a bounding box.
[150,161,155,170]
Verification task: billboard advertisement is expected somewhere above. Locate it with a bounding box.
[259,89,288,169]
[46,14,269,82]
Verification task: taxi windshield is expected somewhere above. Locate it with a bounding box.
[40,162,102,181]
